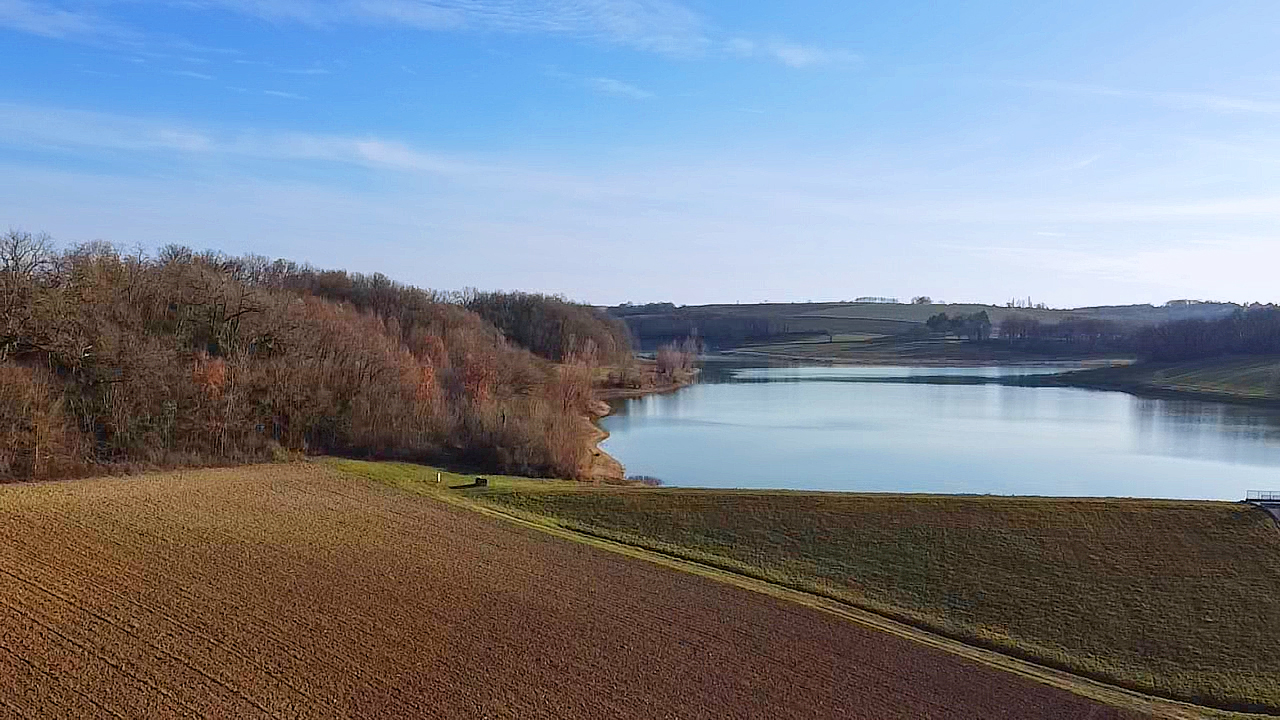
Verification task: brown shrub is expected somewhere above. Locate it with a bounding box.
[0,363,85,480]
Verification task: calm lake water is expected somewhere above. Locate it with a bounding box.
[599,365,1280,500]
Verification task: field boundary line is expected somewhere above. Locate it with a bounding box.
[429,492,1268,720]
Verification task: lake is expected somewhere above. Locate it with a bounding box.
[599,365,1280,500]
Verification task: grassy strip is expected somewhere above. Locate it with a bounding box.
[329,459,1280,715]
[1032,357,1280,404]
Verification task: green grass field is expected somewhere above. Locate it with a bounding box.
[1056,358,1280,402]
[332,459,1280,714]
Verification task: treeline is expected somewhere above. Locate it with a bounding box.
[996,315,1130,353]
[982,308,1280,359]
[0,231,615,482]
[1134,306,1280,361]
[926,312,992,340]
[612,311,790,349]
[463,291,632,365]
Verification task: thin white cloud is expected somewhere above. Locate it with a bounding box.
[188,0,707,54]
[263,89,308,99]
[1064,154,1102,171]
[169,69,215,80]
[762,41,858,68]
[724,36,857,68]
[6,101,1280,306]
[1028,81,1280,115]
[968,237,1280,293]
[544,67,653,99]
[0,0,123,38]
[586,76,652,99]
[4,0,849,69]
[0,102,485,175]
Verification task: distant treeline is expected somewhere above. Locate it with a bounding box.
[1133,306,1280,361]
[925,311,992,341]
[0,231,629,482]
[613,298,1280,362]
[610,311,793,349]
[992,314,1130,353]
[985,308,1280,359]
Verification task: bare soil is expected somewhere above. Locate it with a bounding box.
[0,464,1147,719]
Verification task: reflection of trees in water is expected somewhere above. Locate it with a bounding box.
[708,364,1075,385]
[1130,397,1280,466]
[610,370,1280,474]
[605,384,701,424]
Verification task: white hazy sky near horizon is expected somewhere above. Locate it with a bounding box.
[1,1,1278,307]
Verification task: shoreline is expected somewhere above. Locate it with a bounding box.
[718,348,1135,368]
[1027,377,1280,407]
[583,355,1280,483]
[1016,360,1280,408]
[585,369,698,482]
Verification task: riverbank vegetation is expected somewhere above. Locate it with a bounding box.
[418,474,1277,713]
[0,230,633,482]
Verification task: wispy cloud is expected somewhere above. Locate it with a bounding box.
[967,236,1280,292]
[187,0,707,54]
[1064,154,1102,171]
[0,0,125,39]
[4,0,851,69]
[763,41,858,68]
[544,67,653,99]
[6,100,1280,305]
[1028,81,1280,115]
[263,89,307,99]
[725,37,859,68]
[585,76,652,99]
[169,69,214,80]
[0,102,487,175]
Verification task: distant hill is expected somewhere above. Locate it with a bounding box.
[608,300,1242,350]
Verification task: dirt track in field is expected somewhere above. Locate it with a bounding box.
[0,465,1148,719]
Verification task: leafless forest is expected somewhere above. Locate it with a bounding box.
[0,230,632,481]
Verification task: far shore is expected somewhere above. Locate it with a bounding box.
[696,351,1280,409]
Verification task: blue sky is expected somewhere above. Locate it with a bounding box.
[1,1,1278,306]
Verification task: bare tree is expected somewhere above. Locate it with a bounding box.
[1,230,56,362]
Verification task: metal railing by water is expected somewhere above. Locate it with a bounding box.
[1246,490,1280,502]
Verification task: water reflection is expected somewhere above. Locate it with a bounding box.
[1130,398,1280,467]
[601,365,1280,500]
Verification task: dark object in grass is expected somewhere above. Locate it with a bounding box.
[449,477,488,489]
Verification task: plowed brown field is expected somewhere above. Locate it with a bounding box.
[0,464,1148,719]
